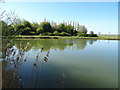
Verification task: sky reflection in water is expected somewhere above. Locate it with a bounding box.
[2,39,118,88]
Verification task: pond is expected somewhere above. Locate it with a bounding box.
[2,39,118,88]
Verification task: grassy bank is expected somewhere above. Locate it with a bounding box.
[2,35,120,40]
[98,34,120,40]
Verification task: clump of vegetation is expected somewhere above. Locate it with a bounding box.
[53,31,59,36]
[2,20,98,37]
[1,10,97,37]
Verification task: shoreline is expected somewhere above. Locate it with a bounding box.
[2,36,119,40]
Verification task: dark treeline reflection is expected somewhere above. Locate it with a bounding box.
[2,39,118,88]
[2,39,97,88]
[13,39,97,51]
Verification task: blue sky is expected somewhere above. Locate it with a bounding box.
[1,2,118,34]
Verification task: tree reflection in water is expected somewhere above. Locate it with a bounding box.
[2,39,96,88]
[14,39,96,51]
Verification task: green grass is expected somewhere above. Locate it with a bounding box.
[98,34,120,40]
[3,34,120,40]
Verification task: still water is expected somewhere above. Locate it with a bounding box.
[2,39,118,88]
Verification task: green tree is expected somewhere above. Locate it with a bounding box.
[1,21,15,36]
[22,20,31,28]
[60,31,70,36]
[39,22,52,33]
[14,24,24,35]
[77,32,87,37]
[51,24,59,32]
[0,10,23,36]
[89,31,97,37]
[58,23,67,33]
[65,25,73,36]
[36,27,44,34]
[31,22,39,32]
[77,25,88,34]
[90,31,94,35]
[21,27,31,35]
[46,32,53,36]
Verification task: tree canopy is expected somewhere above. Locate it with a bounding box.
[39,22,52,33]
[1,11,97,37]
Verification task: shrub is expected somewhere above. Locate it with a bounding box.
[21,27,31,35]
[39,33,47,36]
[46,32,53,36]
[30,32,36,35]
[88,34,98,37]
[53,31,59,36]
[39,22,52,32]
[77,32,87,37]
[60,32,70,36]
[90,31,94,35]
[36,28,44,34]
[77,25,88,34]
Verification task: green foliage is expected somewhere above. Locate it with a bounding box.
[1,21,15,36]
[58,23,67,33]
[1,16,97,37]
[14,24,24,31]
[14,39,90,52]
[88,31,97,37]
[74,30,78,36]
[88,34,98,37]
[39,33,47,36]
[51,24,59,32]
[29,31,36,35]
[77,31,98,37]
[77,32,87,37]
[39,32,53,36]
[53,31,59,36]
[31,23,39,32]
[65,25,73,36]
[39,22,52,33]
[90,31,94,35]
[21,27,31,35]
[77,25,87,34]
[14,24,24,35]
[60,32,70,36]
[22,20,31,28]
[36,27,44,34]
[46,32,53,36]
[1,10,93,37]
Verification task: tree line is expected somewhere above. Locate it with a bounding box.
[0,11,97,37]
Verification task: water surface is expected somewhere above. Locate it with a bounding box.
[2,39,118,88]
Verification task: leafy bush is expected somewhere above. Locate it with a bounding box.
[58,23,67,33]
[36,28,44,34]
[65,25,73,36]
[46,32,53,36]
[88,34,98,37]
[21,27,31,35]
[90,31,94,35]
[29,32,36,35]
[53,31,59,36]
[22,20,31,28]
[77,25,88,34]
[77,32,87,37]
[39,22,52,33]
[60,32,70,36]
[1,21,15,36]
[39,33,47,36]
